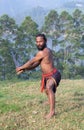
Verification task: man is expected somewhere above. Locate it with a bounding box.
[16,34,61,119]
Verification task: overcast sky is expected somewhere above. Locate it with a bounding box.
[1,0,83,9]
[0,0,83,16]
[21,0,83,8]
[28,0,62,8]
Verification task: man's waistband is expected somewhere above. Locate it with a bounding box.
[42,68,57,77]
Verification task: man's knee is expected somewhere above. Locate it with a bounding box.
[46,86,51,92]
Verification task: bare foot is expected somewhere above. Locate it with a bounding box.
[45,112,55,120]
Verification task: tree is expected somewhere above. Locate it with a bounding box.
[72,9,84,77]
[0,14,18,80]
[58,11,74,78]
[42,10,60,38]
[0,15,39,80]
[15,16,39,79]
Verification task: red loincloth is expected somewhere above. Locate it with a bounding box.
[41,68,57,92]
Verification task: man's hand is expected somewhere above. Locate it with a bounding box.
[16,67,24,75]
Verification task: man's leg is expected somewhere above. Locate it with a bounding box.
[45,79,57,119]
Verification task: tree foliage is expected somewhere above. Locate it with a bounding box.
[0,15,39,80]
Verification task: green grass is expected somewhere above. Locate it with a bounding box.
[0,79,84,130]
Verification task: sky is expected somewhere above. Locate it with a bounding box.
[1,0,83,9]
[19,0,84,8]
[0,0,84,8]
[27,0,62,8]
[0,0,84,17]
[0,0,65,16]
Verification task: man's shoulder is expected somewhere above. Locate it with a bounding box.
[44,48,51,53]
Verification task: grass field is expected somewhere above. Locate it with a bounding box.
[0,79,84,130]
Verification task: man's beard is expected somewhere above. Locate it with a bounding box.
[36,43,47,50]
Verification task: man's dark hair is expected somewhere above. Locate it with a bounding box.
[36,34,47,42]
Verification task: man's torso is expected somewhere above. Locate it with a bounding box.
[40,48,54,74]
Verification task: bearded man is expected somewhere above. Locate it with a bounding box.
[16,34,61,119]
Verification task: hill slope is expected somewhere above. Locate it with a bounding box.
[0,79,84,129]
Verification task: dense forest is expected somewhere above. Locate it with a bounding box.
[0,9,84,80]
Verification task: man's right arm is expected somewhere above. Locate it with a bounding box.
[16,51,44,74]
